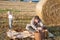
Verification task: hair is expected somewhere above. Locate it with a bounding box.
[33,16,42,26]
[34,15,41,22]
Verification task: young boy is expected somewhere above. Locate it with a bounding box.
[8,11,13,29]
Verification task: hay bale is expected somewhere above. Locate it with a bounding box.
[36,0,60,26]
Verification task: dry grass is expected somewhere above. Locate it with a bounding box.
[36,0,60,26]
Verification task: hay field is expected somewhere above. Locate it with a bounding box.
[0,1,60,40]
[0,2,36,40]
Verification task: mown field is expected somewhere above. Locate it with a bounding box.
[0,9,60,40]
[0,2,60,40]
[0,2,36,40]
[0,8,36,40]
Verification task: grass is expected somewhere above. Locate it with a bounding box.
[0,9,20,13]
[47,26,60,36]
[0,9,60,40]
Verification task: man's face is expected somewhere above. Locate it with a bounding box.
[34,19,39,23]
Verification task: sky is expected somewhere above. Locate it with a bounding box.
[24,0,39,2]
[10,0,39,2]
[32,0,39,1]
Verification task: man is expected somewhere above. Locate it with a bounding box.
[26,16,44,40]
[26,16,55,40]
[26,16,44,33]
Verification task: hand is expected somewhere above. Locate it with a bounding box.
[35,29,39,32]
[37,27,42,30]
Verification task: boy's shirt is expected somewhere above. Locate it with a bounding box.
[8,14,13,19]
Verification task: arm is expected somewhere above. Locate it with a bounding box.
[26,24,30,30]
[30,18,37,30]
[40,22,44,27]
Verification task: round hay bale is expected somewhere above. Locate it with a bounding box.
[36,0,60,26]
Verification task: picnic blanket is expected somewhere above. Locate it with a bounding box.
[7,30,34,39]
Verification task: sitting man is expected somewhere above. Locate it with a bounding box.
[26,16,44,33]
[26,16,44,40]
[26,16,55,40]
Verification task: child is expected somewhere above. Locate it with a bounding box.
[8,11,13,29]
